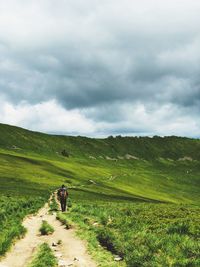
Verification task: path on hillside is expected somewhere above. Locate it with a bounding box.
[0,201,97,267]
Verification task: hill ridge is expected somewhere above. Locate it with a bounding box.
[0,123,200,160]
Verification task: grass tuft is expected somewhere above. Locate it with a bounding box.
[56,212,72,229]
[28,243,57,267]
[39,221,54,235]
[49,195,59,214]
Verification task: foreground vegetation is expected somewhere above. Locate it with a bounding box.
[0,196,46,256]
[28,243,57,267]
[63,202,200,267]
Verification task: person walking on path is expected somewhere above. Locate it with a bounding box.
[57,184,68,212]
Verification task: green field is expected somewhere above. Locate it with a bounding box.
[0,123,199,266]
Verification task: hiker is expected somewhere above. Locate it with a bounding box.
[57,184,68,212]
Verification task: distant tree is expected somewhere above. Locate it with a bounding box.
[153,135,160,138]
[61,149,70,157]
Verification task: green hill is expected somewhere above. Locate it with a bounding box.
[1,123,200,160]
[0,123,199,204]
[0,123,199,266]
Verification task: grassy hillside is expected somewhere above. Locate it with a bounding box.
[0,123,199,266]
[1,123,200,160]
[0,123,199,204]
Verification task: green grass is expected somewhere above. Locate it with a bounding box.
[0,123,199,265]
[56,212,72,229]
[39,221,54,235]
[49,195,59,214]
[28,243,57,267]
[0,148,199,204]
[62,202,200,267]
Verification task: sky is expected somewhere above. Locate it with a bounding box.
[0,0,200,137]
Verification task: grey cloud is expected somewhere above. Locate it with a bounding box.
[1,44,199,110]
[0,0,200,136]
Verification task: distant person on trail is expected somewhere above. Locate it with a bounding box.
[57,185,68,212]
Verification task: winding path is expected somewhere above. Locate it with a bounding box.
[0,203,97,267]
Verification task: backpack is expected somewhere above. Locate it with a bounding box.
[59,187,67,198]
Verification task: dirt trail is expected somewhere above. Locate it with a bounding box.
[0,202,97,267]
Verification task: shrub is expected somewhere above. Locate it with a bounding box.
[61,149,69,157]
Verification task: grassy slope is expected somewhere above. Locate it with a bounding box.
[1,123,200,160]
[0,123,200,266]
[0,123,199,204]
[65,202,200,267]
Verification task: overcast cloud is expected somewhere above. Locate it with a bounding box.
[0,0,200,137]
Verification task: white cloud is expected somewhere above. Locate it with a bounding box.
[0,98,199,137]
[92,103,200,137]
[0,99,95,135]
